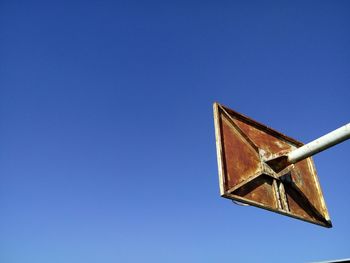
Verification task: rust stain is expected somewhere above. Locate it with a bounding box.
[221,115,260,189]
[233,117,293,153]
[233,175,277,209]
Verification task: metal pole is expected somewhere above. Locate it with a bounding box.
[287,123,350,164]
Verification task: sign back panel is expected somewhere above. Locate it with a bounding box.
[213,102,332,227]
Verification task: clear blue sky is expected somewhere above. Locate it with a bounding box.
[1,1,349,262]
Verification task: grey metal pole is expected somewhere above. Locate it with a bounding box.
[287,123,350,164]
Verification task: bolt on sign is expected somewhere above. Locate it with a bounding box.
[213,102,332,228]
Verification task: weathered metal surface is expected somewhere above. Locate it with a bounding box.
[213,102,332,227]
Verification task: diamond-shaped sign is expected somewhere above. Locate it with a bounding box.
[213,102,332,227]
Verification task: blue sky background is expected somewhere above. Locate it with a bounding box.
[1,1,350,262]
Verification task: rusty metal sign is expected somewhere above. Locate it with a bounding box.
[213,102,332,227]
